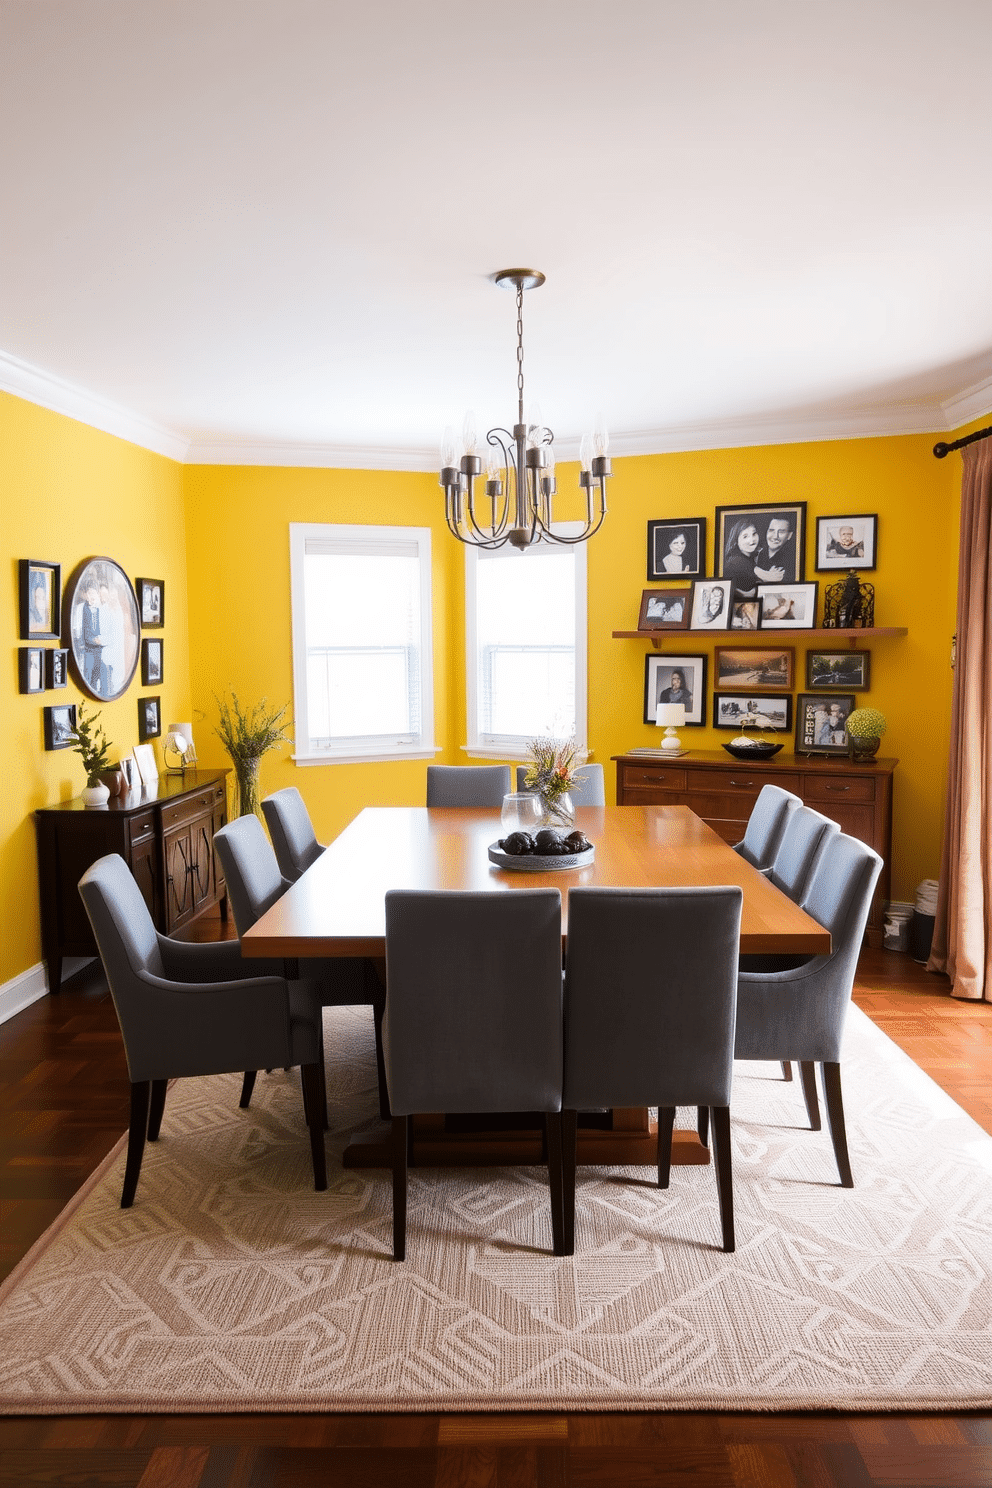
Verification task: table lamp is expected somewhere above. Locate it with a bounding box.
[656,703,686,752]
[164,730,189,775]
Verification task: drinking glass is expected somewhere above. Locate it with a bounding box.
[501,792,542,836]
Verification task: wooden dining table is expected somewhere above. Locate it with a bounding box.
[243,804,830,1171]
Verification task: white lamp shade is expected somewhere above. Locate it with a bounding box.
[656,703,686,728]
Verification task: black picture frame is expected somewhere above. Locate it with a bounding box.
[63,556,142,701]
[139,695,162,741]
[45,648,69,689]
[714,501,807,601]
[806,649,871,690]
[647,518,707,581]
[713,693,792,731]
[637,587,691,630]
[141,637,164,686]
[815,514,878,571]
[756,581,819,629]
[18,647,45,694]
[44,702,77,751]
[19,559,61,640]
[136,577,165,628]
[643,653,707,726]
[795,692,855,754]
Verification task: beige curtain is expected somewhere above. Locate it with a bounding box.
[928,440,992,1000]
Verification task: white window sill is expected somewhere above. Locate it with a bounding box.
[293,747,442,767]
[461,744,593,762]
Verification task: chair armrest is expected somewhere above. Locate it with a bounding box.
[157,934,279,983]
[737,955,830,987]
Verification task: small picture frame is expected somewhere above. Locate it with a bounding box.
[45,648,69,689]
[730,599,760,630]
[815,515,878,571]
[647,518,707,581]
[643,654,707,727]
[44,702,77,751]
[637,587,691,630]
[795,692,855,754]
[120,753,141,793]
[19,647,46,694]
[139,695,161,741]
[689,578,733,630]
[136,577,165,628]
[133,742,159,783]
[713,693,792,731]
[756,582,818,629]
[714,646,794,692]
[806,649,871,691]
[19,560,61,640]
[714,502,806,599]
[141,637,164,686]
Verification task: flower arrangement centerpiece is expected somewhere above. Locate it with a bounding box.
[724,708,783,761]
[523,735,588,826]
[845,706,886,762]
[214,691,292,818]
[70,702,115,805]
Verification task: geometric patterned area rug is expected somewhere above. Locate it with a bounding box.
[1,1003,990,1414]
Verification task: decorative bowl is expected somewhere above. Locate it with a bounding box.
[488,841,595,873]
[721,741,783,761]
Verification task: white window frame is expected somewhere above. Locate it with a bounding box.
[289,522,436,765]
[464,524,588,760]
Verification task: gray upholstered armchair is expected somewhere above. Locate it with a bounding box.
[732,783,801,869]
[516,762,606,806]
[426,764,511,806]
[261,787,325,883]
[77,853,327,1207]
[766,805,839,901]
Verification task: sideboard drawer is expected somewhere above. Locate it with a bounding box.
[160,789,218,830]
[684,768,801,795]
[623,766,687,792]
[803,774,876,805]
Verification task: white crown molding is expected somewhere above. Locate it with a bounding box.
[607,402,952,458]
[941,373,992,430]
[0,350,191,462]
[184,438,438,472]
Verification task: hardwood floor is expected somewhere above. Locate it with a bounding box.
[2,923,991,1487]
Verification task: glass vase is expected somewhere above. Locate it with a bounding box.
[234,758,261,818]
[538,790,575,829]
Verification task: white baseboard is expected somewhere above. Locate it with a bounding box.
[0,957,94,1024]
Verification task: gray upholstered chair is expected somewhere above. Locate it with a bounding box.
[214,815,389,1118]
[515,762,606,807]
[766,805,839,902]
[77,853,327,1206]
[382,888,565,1261]
[561,885,744,1254]
[261,787,325,883]
[735,831,883,1186]
[732,783,802,869]
[426,764,512,807]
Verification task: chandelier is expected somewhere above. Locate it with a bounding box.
[439,269,611,549]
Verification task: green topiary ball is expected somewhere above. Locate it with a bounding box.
[846,707,886,739]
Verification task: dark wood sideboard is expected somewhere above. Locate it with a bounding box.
[612,750,896,947]
[35,769,229,989]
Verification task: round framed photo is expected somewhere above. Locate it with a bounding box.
[63,556,141,701]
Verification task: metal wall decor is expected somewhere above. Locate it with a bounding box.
[822,570,875,629]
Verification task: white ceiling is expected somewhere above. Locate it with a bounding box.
[3,0,992,468]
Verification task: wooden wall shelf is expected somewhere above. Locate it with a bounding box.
[613,627,907,649]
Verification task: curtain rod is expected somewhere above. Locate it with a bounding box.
[933,423,992,458]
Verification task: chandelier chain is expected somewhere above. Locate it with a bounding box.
[516,284,525,424]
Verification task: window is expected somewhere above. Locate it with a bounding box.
[289,524,435,763]
[465,528,587,757]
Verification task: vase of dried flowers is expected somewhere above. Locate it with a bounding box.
[214,691,293,818]
[522,736,587,828]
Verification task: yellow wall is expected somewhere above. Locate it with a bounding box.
[1,394,190,985]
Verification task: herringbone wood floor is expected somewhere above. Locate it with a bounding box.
[2,914,991,1487]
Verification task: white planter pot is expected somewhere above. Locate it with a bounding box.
[81,782,111,808]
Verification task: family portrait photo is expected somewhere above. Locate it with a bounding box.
[815,514,877,571]
[643,654,707,726]
[646,518,706,580]
[638,588,691,630]
[65,557,141,701]
[19,559,61,641]
[795,692,855,753]
[714,502,806,601]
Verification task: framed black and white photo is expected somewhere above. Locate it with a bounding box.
[18,647,45,694]
[647,518,706,581]
[141,637,163,685]
[45,648,68,689]
[64,556,141,701]
[713,693,792,731]
[757,581,818,629]
[815,514,877,571]
[714,501,806,600]
[795,692,855,754]
[643,654,707,727]
[44,702,77,751]
[19,559,61,640]
[637,587,691,630]
[139,695,161,741]
[136,577,165,628]
[806,649,871,690]
[730,599,760,630]
[689,578,732,630]
[714,646,794,692]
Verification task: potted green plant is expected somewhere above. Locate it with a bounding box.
[70,702,115,807]
[846,706,887,762]
[214,691,293,817]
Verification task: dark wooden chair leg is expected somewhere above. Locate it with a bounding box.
[821,1061,854,1187]
[121,1081,150,1209]
[239,1071,257,1109]
[392,1115,408,1261]
[657,1106,676,1189]
[696,1105,709,1147]
[300,1063,327,1190]
[318,1056,329,1131]
[373,1000,391,1121]
[544,1113,566,1256]
[799,1060,821,1130]
[147,1079,168,1141]
[709,1105,736,1252]
[561,1110,577,1256]
[781,1061,793,1081]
